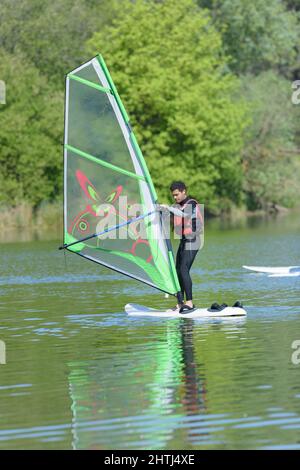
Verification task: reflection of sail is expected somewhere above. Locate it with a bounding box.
[67,317,212,450]
[68,355,181,449]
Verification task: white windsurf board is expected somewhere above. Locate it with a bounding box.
[125,303,247,318]
[243,265,300,275]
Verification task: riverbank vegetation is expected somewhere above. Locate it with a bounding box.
[0,0,300,227]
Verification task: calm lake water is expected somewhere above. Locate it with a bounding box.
[0,213,299,450]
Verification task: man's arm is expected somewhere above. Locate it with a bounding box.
[157,204,189,218]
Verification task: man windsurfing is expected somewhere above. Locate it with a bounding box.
[159,181,203,313]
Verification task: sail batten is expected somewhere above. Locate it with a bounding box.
[68,73,111,94]
[65,144,146,182]
[63,55,180,295]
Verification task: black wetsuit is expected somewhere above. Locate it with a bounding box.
[172,197,201,302]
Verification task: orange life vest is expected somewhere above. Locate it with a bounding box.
[173,198,203,238]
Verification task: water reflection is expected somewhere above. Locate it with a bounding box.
[67,317,249,449]
[0,212,299,449]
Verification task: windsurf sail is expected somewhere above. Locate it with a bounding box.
[61,55,181,295]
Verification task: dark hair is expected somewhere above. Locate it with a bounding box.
[169,181,187,192]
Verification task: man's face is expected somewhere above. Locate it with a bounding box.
[172,189,186,204]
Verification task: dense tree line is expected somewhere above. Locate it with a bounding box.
[0,0,299,214]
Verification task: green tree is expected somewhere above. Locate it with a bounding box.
[87,0,248,213]
[241,71,300,209]
[0,49,63,207]
[283,0,300,10]
[198,0,300,77]
[0,0,125,86]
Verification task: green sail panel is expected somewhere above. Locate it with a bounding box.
[64,56,180,295]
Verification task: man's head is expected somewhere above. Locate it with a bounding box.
[170,181,187,203]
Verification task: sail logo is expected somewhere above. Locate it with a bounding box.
[291,340,300,365]
[292,80,300,105]
[0,340,6,365]
[0,80,5,105]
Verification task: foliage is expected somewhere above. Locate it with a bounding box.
[0,49,63,206]
[0,0,124,86]
[241,71,300,208]
[198,0,300,77]
[87,0,248,213]
[0,0,299,214]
